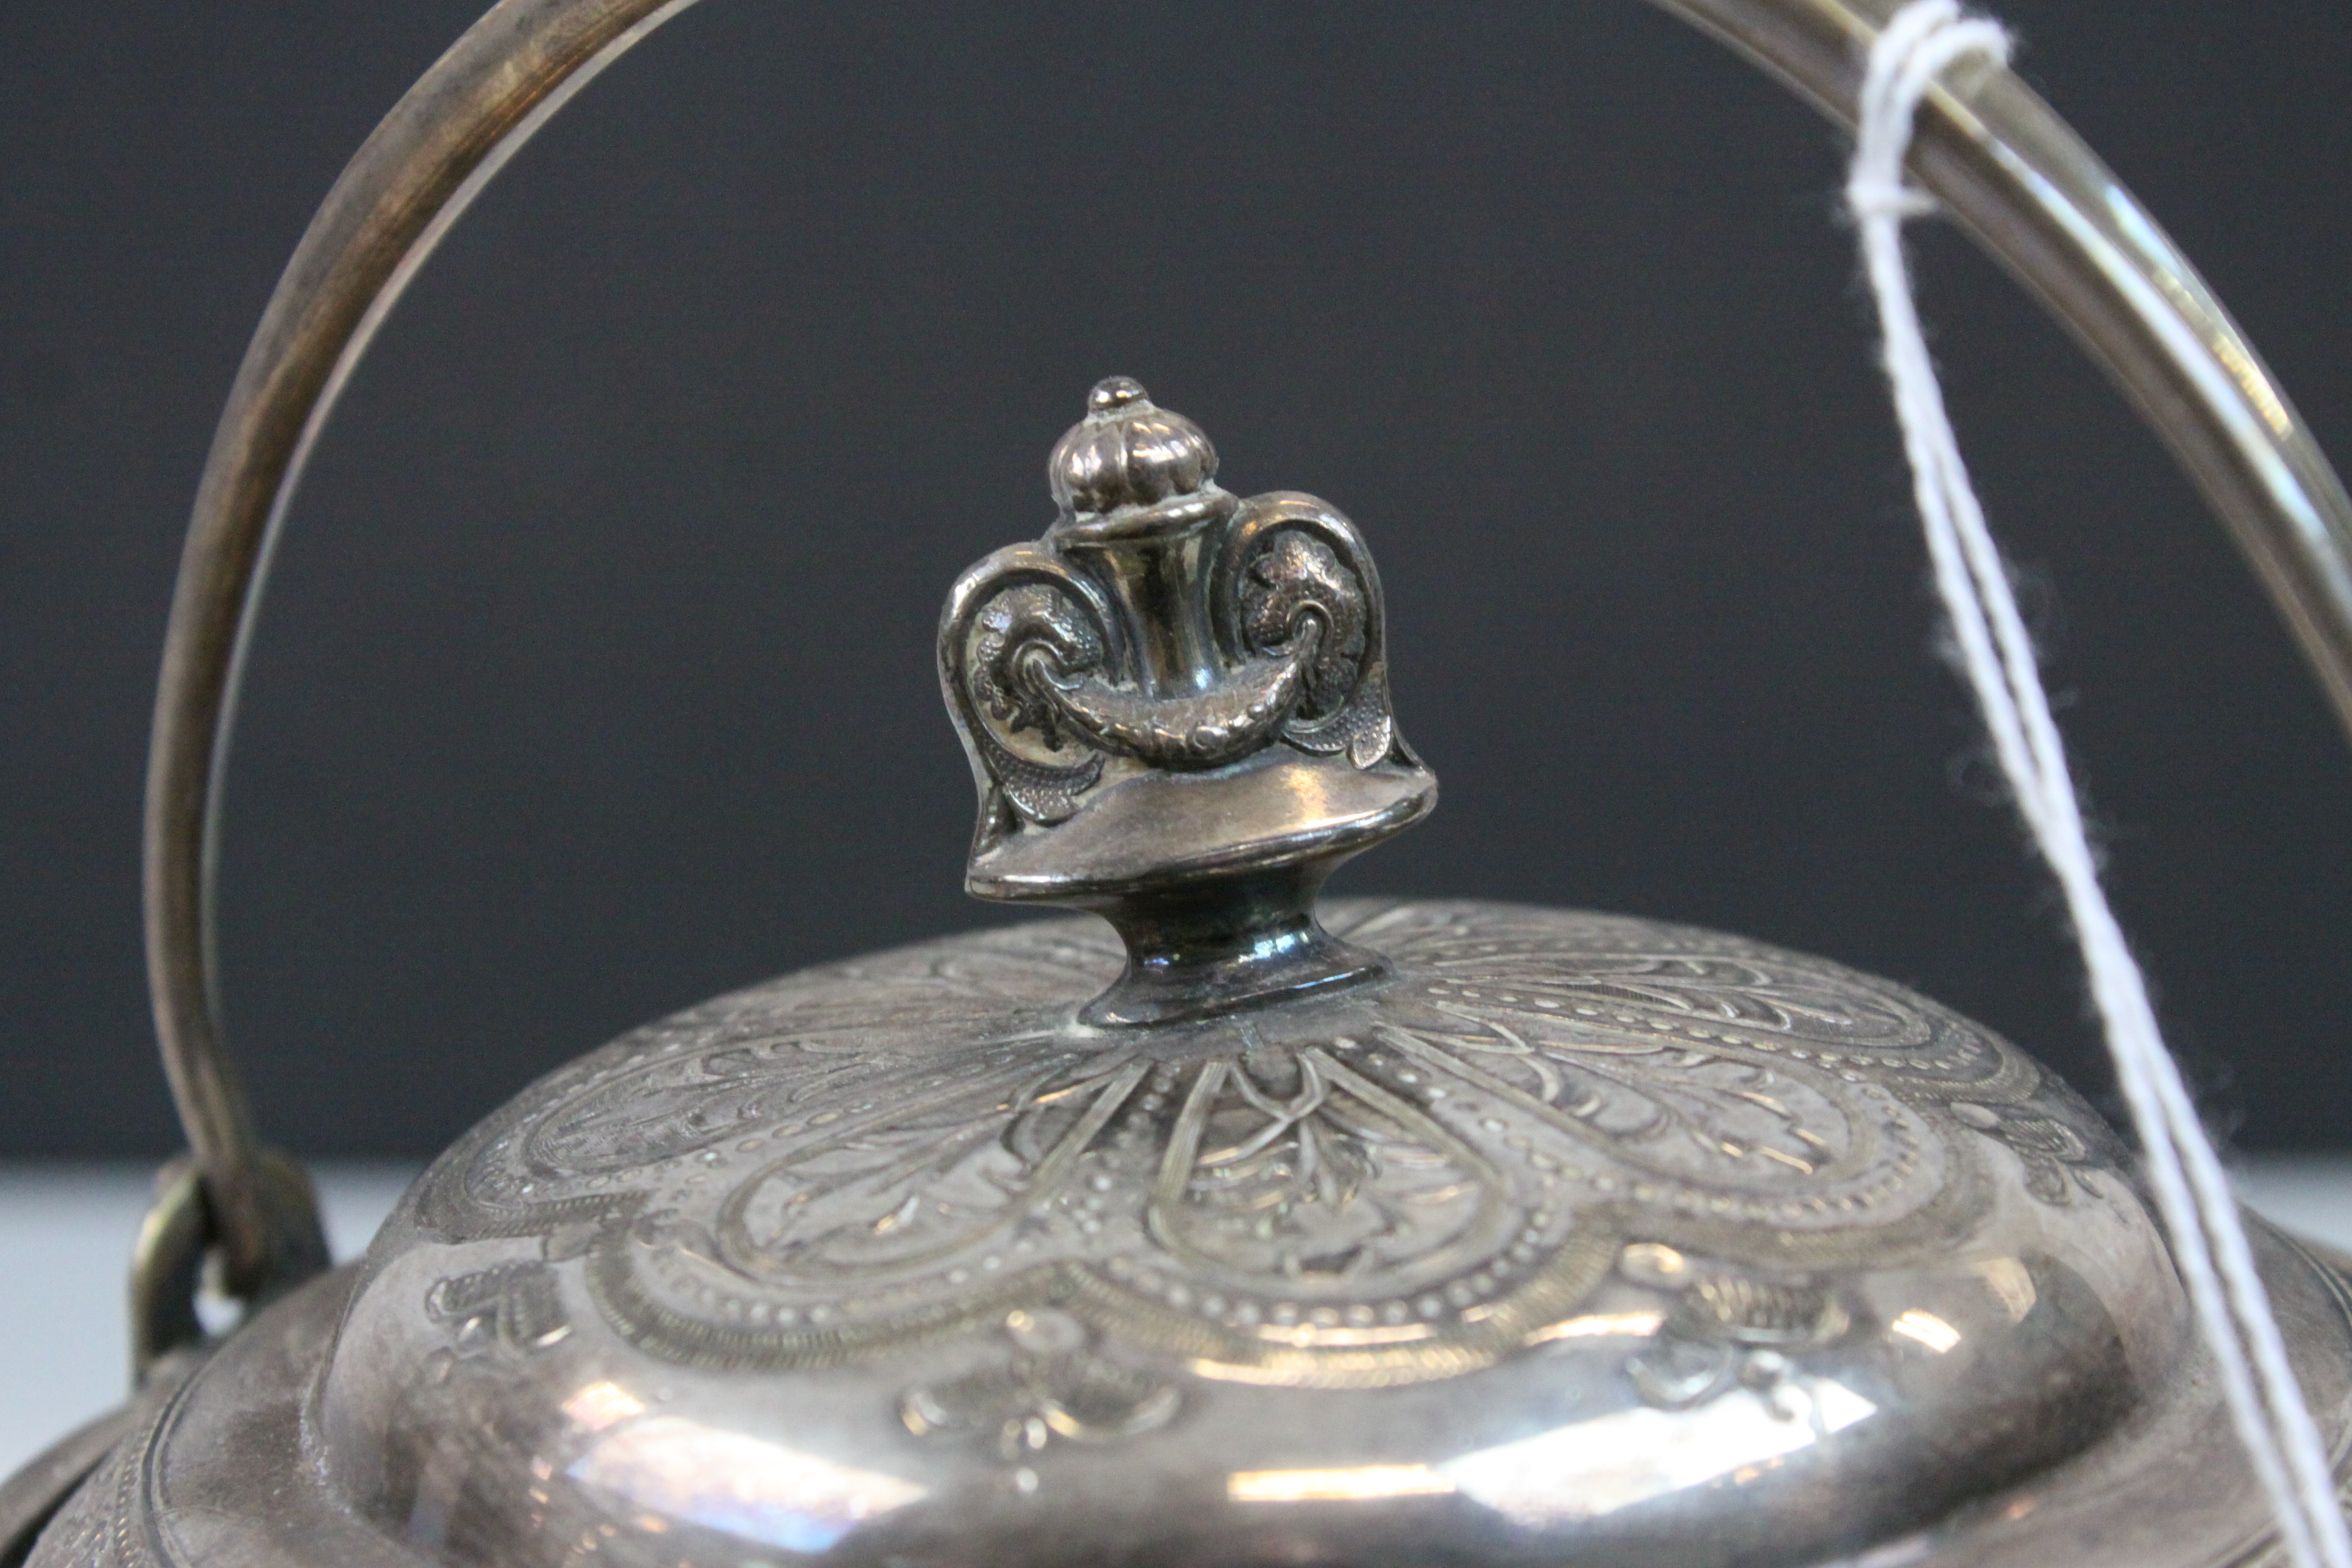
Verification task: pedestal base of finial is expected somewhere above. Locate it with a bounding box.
[1077,865,1391,1027]
[965,749,1437,1027]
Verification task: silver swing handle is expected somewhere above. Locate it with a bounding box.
[136,0,2352,1365]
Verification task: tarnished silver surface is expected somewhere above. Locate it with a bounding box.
[27,902,2352,1566]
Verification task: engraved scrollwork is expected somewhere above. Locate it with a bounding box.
[414,902,2120,1400]
[425,1262,571,1362]
[1947,1098,2106,1204]
[1146,1044,1517,1297]
[900,1308,1180,1459]
[1618,1241,1851,1414]
[714,1053,1148,1289]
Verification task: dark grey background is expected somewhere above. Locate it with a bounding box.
[4,2,2348,1160]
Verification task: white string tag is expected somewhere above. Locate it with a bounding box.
[1847,5,2350,1564]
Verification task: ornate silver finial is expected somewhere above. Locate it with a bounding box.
[941,379,1437,1025]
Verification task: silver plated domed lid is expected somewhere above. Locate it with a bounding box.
[25,383,2352,1568]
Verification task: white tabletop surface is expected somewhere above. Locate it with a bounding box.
[3,1158,2349,1480]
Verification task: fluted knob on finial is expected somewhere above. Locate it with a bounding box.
[1048,378,1224,531]
[940,379,1436,1025]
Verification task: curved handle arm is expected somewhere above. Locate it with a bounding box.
[142,0,695,1312]
[142,0,2352,1335]
[1665,0,2352,734]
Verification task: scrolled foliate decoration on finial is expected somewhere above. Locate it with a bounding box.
[938,378,1435,1024]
